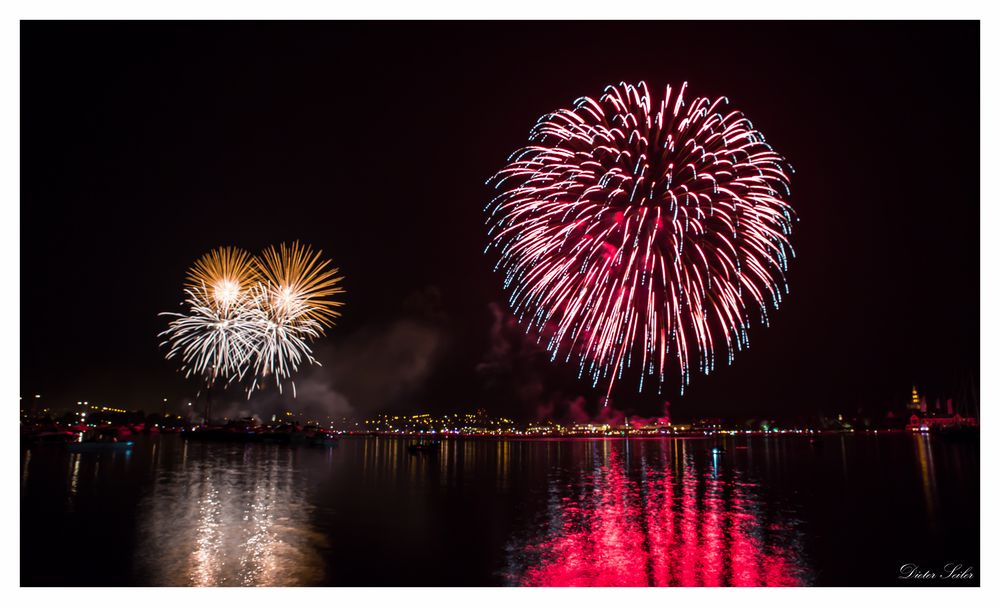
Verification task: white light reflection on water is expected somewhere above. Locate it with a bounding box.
[67,453,81,509]
[135,444,325,586]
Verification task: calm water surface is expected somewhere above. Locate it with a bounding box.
[21,434,978,586]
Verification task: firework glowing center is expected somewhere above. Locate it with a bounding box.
[213,279,241,307]
[160,242,345,397]
[273,286,304,319]
[486,81,796,398]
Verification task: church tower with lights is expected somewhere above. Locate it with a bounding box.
[908,386,926,412]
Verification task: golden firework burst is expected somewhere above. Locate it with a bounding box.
[184,246,259,311]
[255,241,345,329]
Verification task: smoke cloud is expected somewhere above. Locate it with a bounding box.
[211,289,448,423]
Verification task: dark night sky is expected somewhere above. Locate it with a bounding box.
[20,21,979,422]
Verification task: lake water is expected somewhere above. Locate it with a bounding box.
[20,433,979,586]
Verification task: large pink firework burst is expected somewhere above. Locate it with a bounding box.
[485,81,795,398]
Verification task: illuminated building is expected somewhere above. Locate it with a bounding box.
[905,413,977,433]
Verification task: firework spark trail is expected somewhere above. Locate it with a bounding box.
[242,283,326,398]
[160,243,345,398]
[160,286,267,386]
[486,81,795,399]
[250,242,345,395]
[161,247,263,387]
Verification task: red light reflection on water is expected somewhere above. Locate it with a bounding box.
[513,444,808,586]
